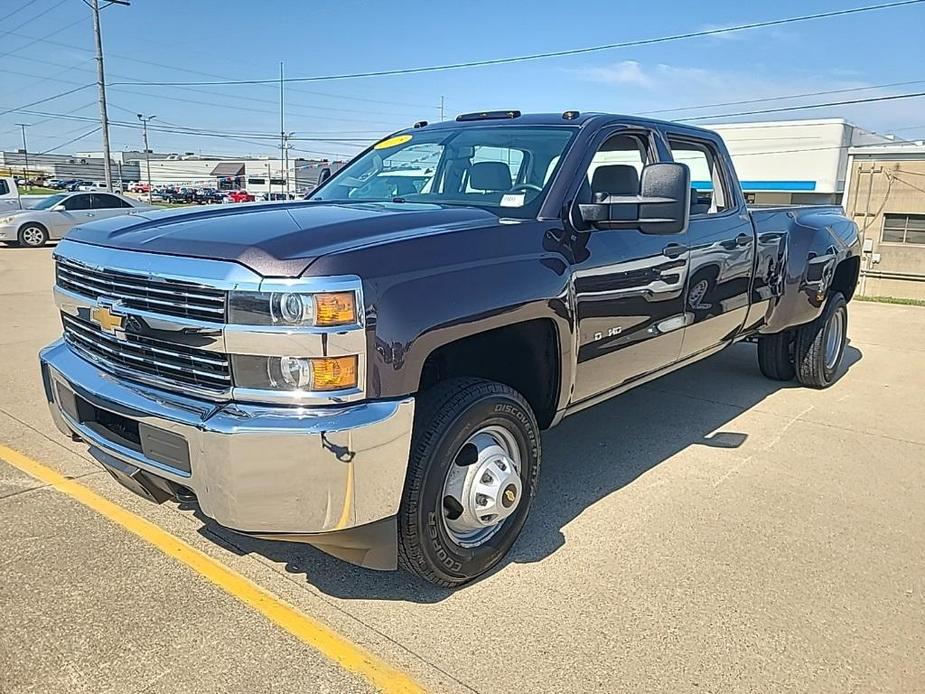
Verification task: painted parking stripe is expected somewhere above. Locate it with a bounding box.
[0,444,426,694]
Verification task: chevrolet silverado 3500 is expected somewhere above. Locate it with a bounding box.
[40,111,860,586]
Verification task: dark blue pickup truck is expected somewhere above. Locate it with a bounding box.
[40,110,860,586]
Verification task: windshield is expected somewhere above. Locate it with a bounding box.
[308,125,577,218]
[32,194,70,210]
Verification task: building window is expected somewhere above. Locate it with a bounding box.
[882,214,925,245]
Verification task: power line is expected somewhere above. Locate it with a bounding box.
[642,79,925,116]
[109,1,925,86]
[2,60,421,126]
[0,0,70,38]
[0,15,89,60]
[687,91,925,122]
[0,3,33,24]
[39,126,102,154]
[1,34,433,113]
[0,84,96,119]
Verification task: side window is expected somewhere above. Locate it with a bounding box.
[62,194,92,211]
[0,179,8,195]
[92,194,127,209]
[585,133,650,199]
[667,137,729,215]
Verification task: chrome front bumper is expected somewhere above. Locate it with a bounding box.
[40,340,415,536]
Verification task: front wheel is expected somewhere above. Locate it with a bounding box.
[398,378,540,587]
[18,223,48,248]
[794,292,848,388]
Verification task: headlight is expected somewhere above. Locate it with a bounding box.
[229,290,357,327]
[232,354,358,392]
[0,216,17,224]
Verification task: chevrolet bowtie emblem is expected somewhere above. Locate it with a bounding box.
[90,305,125,335]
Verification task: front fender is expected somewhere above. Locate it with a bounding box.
[306,222,575,409]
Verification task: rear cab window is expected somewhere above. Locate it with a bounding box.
[666,136,732,215]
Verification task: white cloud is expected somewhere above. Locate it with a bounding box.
[571,60,655,88]
[562,59,923,132]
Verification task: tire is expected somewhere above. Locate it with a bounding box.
[18,223,48,248]
[398,378,540,587]
[794,292,848,388]
[757,330,795,381]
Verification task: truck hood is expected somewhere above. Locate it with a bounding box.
[64,201,500,276]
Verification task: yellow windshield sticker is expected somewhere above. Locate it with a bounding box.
[374,134,412,150]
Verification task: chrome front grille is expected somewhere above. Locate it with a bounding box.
[56,258,226,323]
[62,313,231,394]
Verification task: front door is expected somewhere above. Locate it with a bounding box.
[53,193,96,238]
[664,134,755,358]
[570,129,690,404]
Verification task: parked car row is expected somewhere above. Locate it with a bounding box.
[46,179,125,193]
[0,191,151,247]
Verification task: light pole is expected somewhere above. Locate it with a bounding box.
[15,123,29,184]
[137,114,155,204]
[284,131,294,197]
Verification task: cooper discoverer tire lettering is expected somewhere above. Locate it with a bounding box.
[398,378,540,587]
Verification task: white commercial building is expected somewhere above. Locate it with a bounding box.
[135,156,342,195]
[707,118,892,204]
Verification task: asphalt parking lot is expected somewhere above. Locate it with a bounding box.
[1,246,923,694]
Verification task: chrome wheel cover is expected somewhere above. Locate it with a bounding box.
[441,425,523,548]
[825,307,845,370]
[21,227,44,246]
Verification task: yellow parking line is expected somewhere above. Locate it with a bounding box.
[0,444,426,694]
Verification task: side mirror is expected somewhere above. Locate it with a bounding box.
[318,167,332,184]
[52,204,65,211]
[578,163,691,235]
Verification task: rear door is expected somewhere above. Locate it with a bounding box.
[664,132,755,358]
[570,126,690,404]
[91,193,135,220]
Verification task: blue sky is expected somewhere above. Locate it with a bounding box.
[2,0,924,160]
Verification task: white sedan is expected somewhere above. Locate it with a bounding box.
[0,192,152,248]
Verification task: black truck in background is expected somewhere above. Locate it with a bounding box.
[41,111,860,586]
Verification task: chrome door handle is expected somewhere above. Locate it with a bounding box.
[735,233,753,246]
[662,243,688,259]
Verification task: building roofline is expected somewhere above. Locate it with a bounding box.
[848,143,925,155]
[703,117,851,129]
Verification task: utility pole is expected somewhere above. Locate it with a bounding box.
[279,61,289,200]
[90,0,129,192]
[137,114,155,204]
[439,96,445,122]
[15,124,29,182]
